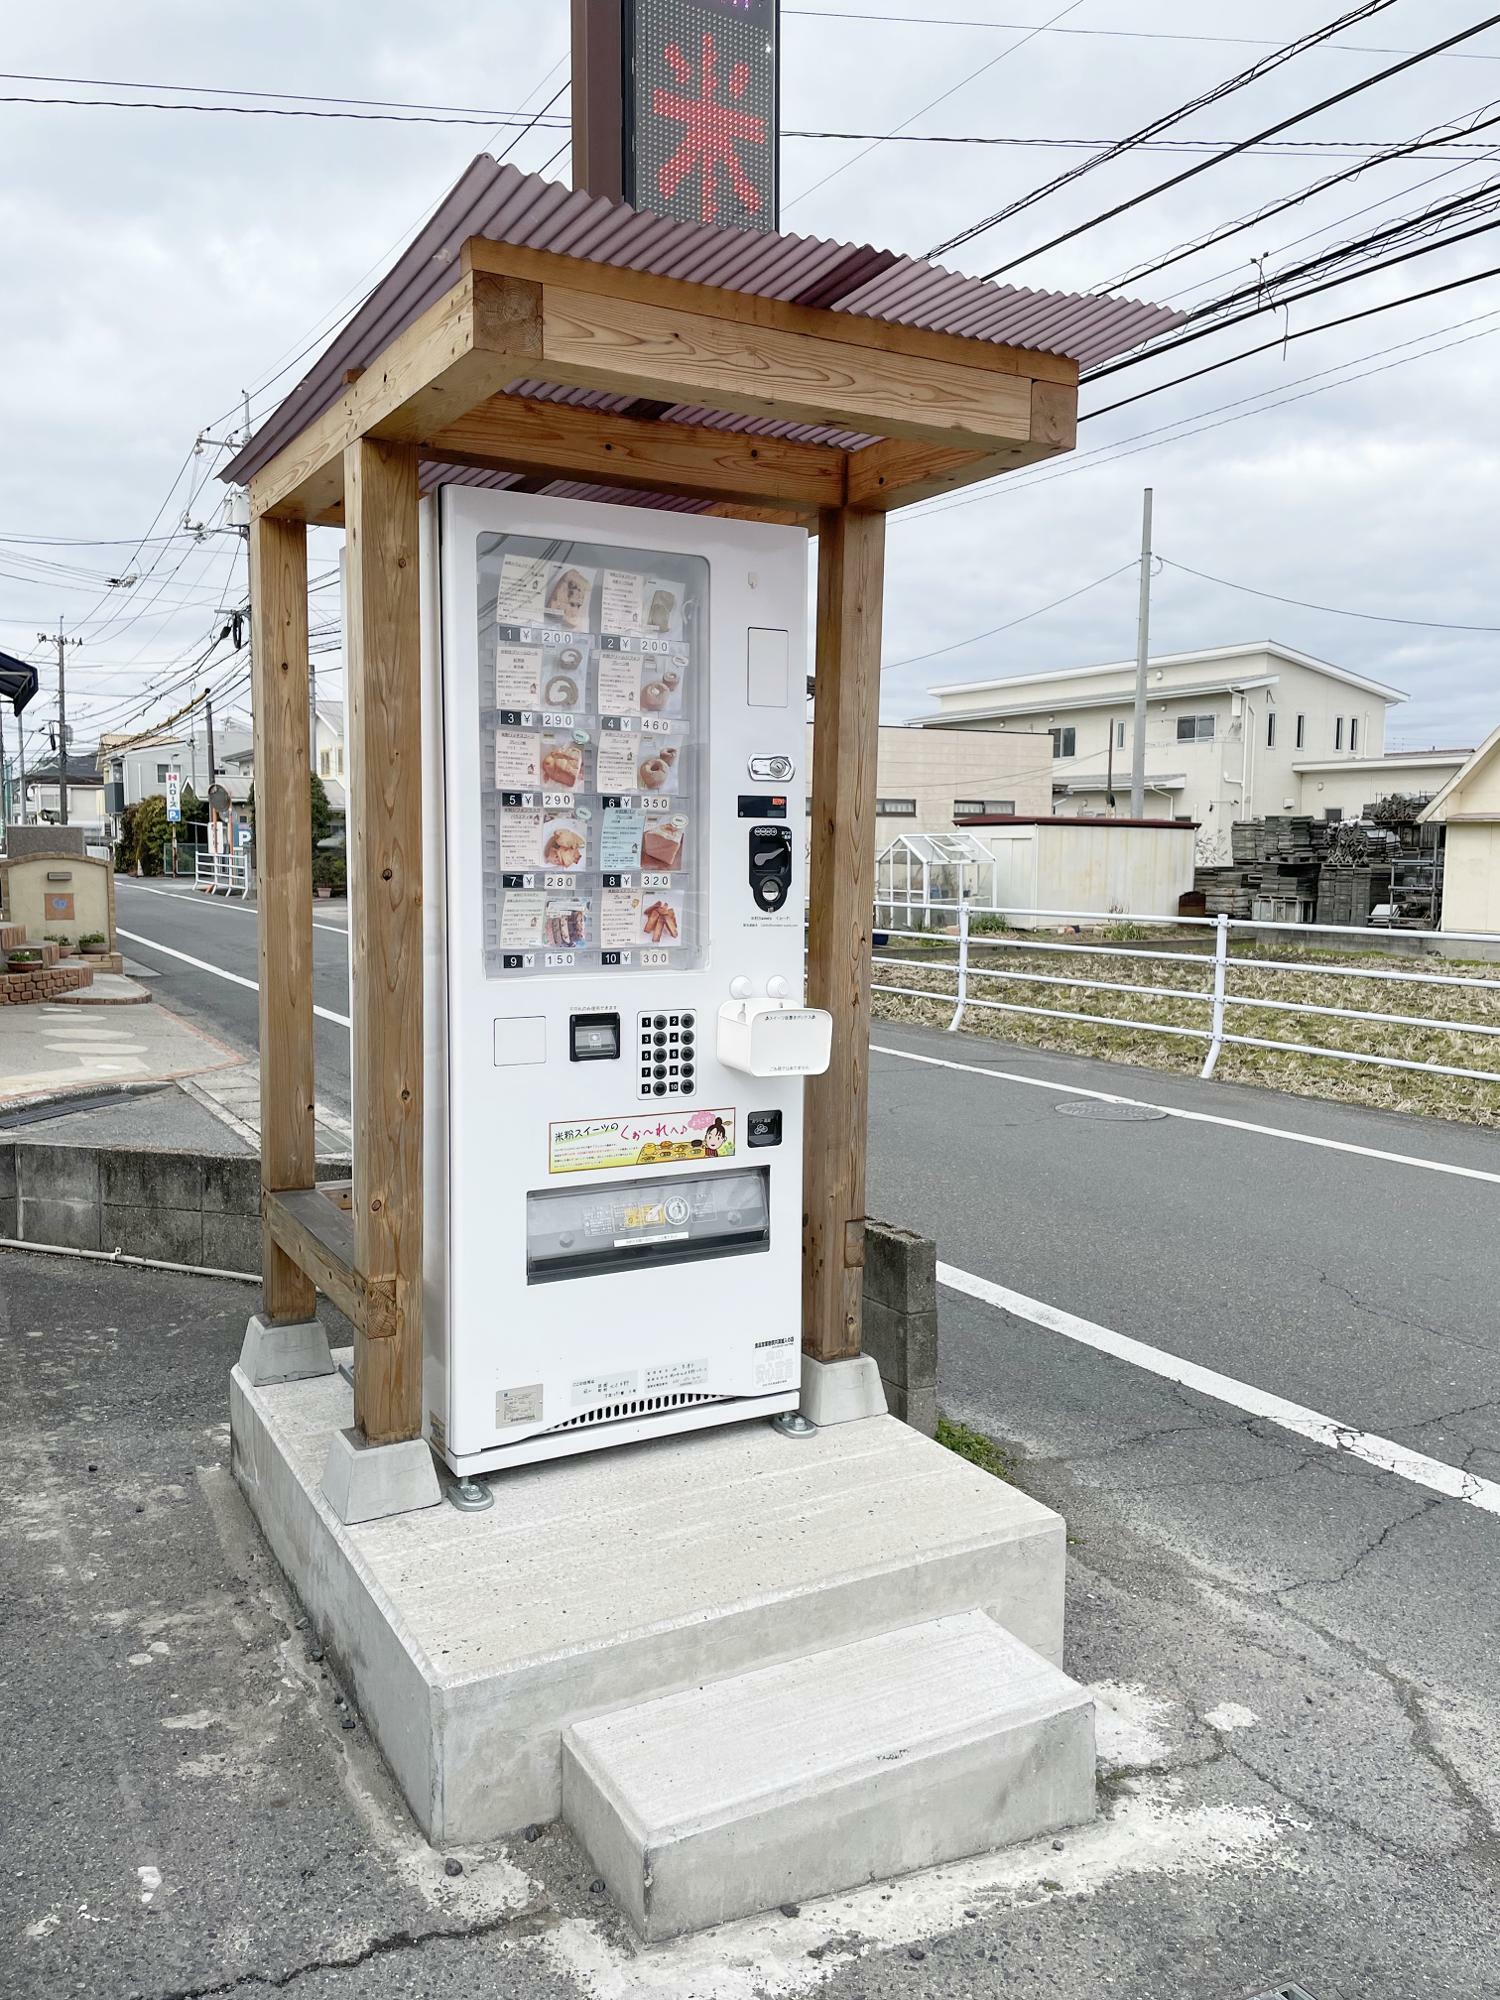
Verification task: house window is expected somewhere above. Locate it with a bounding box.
[336,746,344,776]
[1295,713,1306,749]
[319,748,332,777]
[1176,714,1216,742]
[156,762,172,782]
[953,799,1016,818]
[1335,718,1344,750]
[1349,717,1358,754]
[1266,710,1277,749]
[876,798,917,817]
[1048,726,1076,758]
[1115,720,1126,749]
[1324,806,1343,823]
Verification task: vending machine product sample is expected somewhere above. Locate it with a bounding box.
[422,491,825,1474]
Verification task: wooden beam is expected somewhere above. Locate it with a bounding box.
[344,438,425,1446]
[249,512,316,1326]
[535,284,1034,449]
[803,507,886,1364]
[464,239,1079,387]
[263,1188,398,1340]
[250,271,542,523]
[846,380,1080,509]
[426,394,847,509]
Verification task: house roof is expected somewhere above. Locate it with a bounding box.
[27,752,102,782]
[1420,725,1500,823]
[221,159,1182,500]
[1292,752,1469,775]
[916,672,1279,725]
[926,642,1407,708]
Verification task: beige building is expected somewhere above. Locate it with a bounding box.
[807,722,1052,836]
[1421,728,1500,934]
[915,642,1460,860]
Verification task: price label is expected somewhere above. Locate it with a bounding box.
[637,634,673,656]
[601,793,633,810]
[639,949,670,969]
[498,709,536,728]
[502,952,538,971]
[501,872,538,890]
[501,790,536,809]
[542,710,576,728]
[601,950,633,967]
[499,623,571,649]
[543,872,575,891]
[641,716,672,735]
[640,871,671,890]
[544,951,577,969]
[542,790,574,809]
[603,873,635,890]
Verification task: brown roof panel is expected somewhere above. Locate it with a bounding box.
[224,160,1181,494]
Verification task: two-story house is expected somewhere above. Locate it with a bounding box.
[915,642,1465,861]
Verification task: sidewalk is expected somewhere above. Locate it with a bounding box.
[0,985,241,1106]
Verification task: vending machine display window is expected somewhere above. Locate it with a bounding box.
[476,533,709,980]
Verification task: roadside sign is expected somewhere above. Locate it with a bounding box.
[627,0,779,228]
[165,767,182,823]
[236,822,252,849]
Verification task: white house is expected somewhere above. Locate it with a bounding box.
[1420,727,1500,934]
[915,642,1459,861]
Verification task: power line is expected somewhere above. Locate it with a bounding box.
[884,562,1139,670]
[784,10,1500,63]
[1083,229,1500,399]
[929,0,1406,262]
[782,0,1084,213]
[1094,102,1500,295]
[1161,557,1500,633]
[901,308,1500,527]
[971,9,1500,279]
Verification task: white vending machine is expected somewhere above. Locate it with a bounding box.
[421,488,828,1475]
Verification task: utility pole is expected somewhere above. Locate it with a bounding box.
[204,687,217,796]
[38,617,82,825]
[1129,488,1153,820]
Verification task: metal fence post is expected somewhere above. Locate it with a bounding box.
[1200,913,1229,1078]
[949,901,970,1033]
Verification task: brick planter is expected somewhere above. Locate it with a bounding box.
[0,964,95,1004]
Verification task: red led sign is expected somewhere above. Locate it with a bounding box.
[626,0,779,230]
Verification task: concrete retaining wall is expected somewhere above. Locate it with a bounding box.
[862,1220,939,1436]
[0,1141,350,1270]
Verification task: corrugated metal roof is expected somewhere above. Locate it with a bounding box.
[224,158,1182,495]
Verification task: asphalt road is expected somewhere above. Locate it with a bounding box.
[114,876,354,1111]
[60,877,1500,1995]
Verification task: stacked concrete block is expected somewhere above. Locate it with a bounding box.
[0,1139,350,1268]
[0,964,94,1002]
[861,1220,939,1436]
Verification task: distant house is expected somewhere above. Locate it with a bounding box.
[221,701,346,812]
[914,641,1465,861]
[1420,728,1500,934]
[24,750,107,824]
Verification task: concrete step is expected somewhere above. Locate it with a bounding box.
[562,1608,1095,1941]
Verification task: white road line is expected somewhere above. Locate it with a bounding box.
[120,881,348,935]
[115,928,352,1028]
[872,1042,1500,1188]
[939,1261,1500,1518]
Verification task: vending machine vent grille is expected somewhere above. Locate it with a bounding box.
[549,1391,724,1433]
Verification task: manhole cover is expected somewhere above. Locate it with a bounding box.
[1054,1099,1168,1123]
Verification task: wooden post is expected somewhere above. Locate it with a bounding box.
[803,507,886,1362]
[344,437,424,1445]
[249,511,316,1324]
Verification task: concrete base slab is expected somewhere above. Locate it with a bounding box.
[238,1313,334,1386]
[800,1352,888,1425]
[563,1608,1095,1940]
[320,1426,442,1525]
[230,1358,1067,1844]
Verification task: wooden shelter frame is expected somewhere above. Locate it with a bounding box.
[247,239,1078,1446]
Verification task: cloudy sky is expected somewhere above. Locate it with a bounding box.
[2,0,1497,779]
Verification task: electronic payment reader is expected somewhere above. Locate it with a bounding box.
[421,490,831,1475]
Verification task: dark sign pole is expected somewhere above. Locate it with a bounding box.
[572,0,779,232]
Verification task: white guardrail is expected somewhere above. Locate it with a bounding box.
[869,901,1500,1087]
[195,850,253,898]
